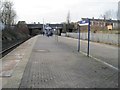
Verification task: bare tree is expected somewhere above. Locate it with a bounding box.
[66,11,71,32]
[0,0,1,10]
[66,11,70,24]
[118,1,120,20]
[0,0,2,21]
[118,1,120,30]
[100,10,117,20]
[104,10,112,20]
[0,1,16,26]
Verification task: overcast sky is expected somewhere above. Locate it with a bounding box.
[6,0,119,23]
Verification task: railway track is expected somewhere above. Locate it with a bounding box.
[0,38,30,58]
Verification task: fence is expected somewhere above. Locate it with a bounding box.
[63,33,118,45]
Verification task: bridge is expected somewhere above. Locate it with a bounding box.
[27,24,63,35]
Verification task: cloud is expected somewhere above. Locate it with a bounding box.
[9,0,119,23]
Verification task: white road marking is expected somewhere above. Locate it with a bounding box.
[80,51,119,71]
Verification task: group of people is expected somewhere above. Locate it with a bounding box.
[42,29,53,37]
[42,25,54,37]
[46,30,53,37]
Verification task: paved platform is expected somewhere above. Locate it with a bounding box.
[1,36,38,89]
[2,35,118,88]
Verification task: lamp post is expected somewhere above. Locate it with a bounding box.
[56,26,58,42]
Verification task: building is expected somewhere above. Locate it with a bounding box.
[27,23,63,36]
[82,18,118,30]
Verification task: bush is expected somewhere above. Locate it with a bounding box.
[2,22,30,50]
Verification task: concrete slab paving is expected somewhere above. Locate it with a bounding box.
[1,35,38,88]
[17,35,118,88]
[0,35,118,89]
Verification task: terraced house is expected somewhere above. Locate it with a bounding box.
[82,18,118,30]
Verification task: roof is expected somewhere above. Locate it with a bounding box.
[81,18,118,23]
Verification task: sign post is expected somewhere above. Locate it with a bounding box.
[87,19,90,57]
[78,18,90,57]
[78,25,80,52]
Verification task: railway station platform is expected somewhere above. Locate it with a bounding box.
[1,35,118,88]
